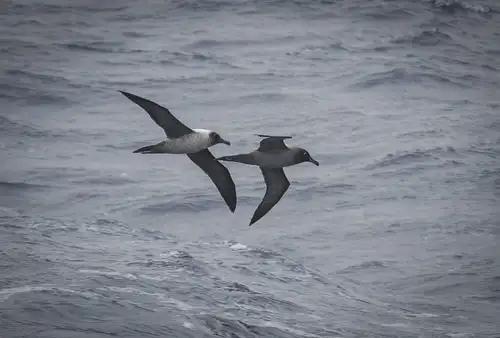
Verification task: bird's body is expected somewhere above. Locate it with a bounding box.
[216,134,318,225]
[119,90,237,212]
[221,147,307,168]
[134,129,216,154]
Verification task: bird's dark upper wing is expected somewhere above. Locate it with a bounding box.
[250,168,290,226]
[187,149,237,213]
[255,134,292,153]
[119,90,193,138]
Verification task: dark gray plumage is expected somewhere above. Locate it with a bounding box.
[119,90,236,212]
[251,167,290,226]
[119,91,192,139]
[216,134,319,225]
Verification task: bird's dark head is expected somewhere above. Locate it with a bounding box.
[209,131,231,146]
[295,148,319,166]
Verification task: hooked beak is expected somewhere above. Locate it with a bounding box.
[309,157,319,166]
[219,138,231,146]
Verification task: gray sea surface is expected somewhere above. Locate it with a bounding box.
[1,0,499,337]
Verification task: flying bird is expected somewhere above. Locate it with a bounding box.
[216,134,318,225]
[119,90,237,212]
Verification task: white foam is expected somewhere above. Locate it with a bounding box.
[160,251,181,258]
[0,206,20,216]
[158,295,194,311]
[230,243,248,250]
[0,285,95,301]
[103,286,150,295]
[447,333,473,338]
[407,312,440,318]
[0,286,51,301]
[182,322,195,330]
[78,269,137,280]
[99,286,195,312]
[262,321,320,338]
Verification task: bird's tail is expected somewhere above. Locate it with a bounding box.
[133,144,158,154]
[216,154,256,165]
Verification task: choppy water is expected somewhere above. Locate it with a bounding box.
[1,0,500,337]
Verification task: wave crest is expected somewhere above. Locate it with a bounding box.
[366,146,461,172]
[429,0,493,14]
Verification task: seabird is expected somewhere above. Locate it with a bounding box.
[119,90,237,212]
[216,134,319,225]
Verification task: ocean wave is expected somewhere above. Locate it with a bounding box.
[138,195,230,214]
[237,92,290,103]
[338,260,389,274]
[391,28,452,47]
[169,0,254,12]
[428,0,494,14]
[130,227,174,241]
[231,246,330,285]
[0,38,41,56]
[9,3,126,14]
[59,41,124,54]
[171,50,212,62]
[351,67,475,89]
[348,4,417,20]
[0,181,49,191]
[2,216,107,239]
[4,68,65,83]
[71,175,136,186]
[0,87,72,106]
[121,31,155,38]
[467,146,500,159]
[128,254,210,276]
[78,269,139,283]
[0,206,21,219]
[223,281,253,293]
[231,291,308,314]
[365,146,461,171]
[396,128,446,140]
[199,314,319,338]
[159,50,244,70]
[1,69,84,104]
[9,17,47,27]
[288,42,352,62]
[0,115,69,141]
[0,285,97,301]
[312,183,356,195]
[183,38,241,49]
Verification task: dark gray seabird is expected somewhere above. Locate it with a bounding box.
[119,90,237,212]
[216,134,319,225]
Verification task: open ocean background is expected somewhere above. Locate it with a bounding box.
[1,0,499,337]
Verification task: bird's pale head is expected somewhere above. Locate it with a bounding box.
[209,131,231,146]
[295,148,319,166]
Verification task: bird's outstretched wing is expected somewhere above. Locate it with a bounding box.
[187,149,237,213]
[255,134,292,152]
[119,90,193,139]
[250,167,290,226]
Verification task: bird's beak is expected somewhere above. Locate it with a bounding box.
[309,157,319,166]
[220,138,231,146]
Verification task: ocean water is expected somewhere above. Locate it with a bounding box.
[1,0,499,337]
